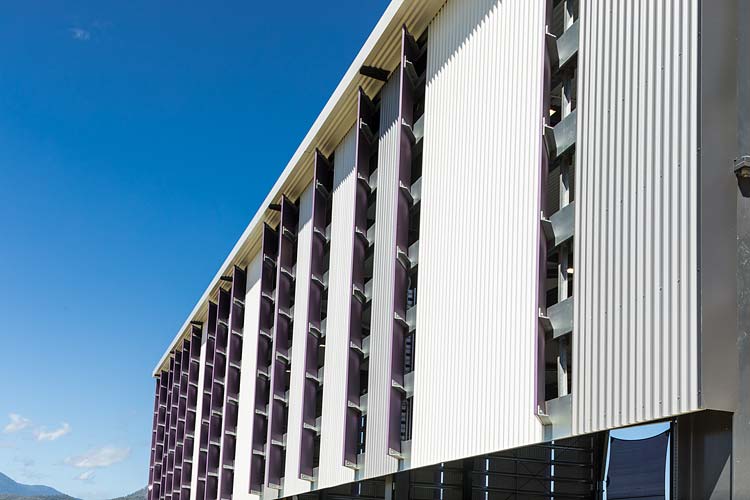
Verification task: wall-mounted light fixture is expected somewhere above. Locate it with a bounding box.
[734,156,750,197]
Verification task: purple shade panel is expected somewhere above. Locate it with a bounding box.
[344,87,377,469]
[197,302,218,496]
[387,24,419,459]
[172,339,190,498]
[249,224,279,495]
[167,355,179,498]
[182,323,202,492]
[536,0,559,411]
[155,372,168,500]
[265,196,299,490]
[299,150,333,481]
[205,476,218,499]
[216,265,246,496]
[148,378,161,500]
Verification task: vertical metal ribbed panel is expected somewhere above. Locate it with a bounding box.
[232,254,262,500]
[318,126,357,490]
[283,183,314,496]
[190,324,207,499]
[411,0,545,468]
[573,0,699,435]
[363,71,400,479]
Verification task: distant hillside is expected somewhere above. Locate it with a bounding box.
[106,488,146,500]
[0,472,69,497]
[0,471,145,500]
[0,496,74,500]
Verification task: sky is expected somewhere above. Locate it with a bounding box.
[0,1,389,498]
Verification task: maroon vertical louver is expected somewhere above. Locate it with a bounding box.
[218,265,246,498]
[180,323,202,498]
[147,379,158,500]
[536,0,554,416]
[163,355,176,499]
[387,25,419,459]
[299,150,333,481]
[205,288,231,499]
[173,338,189,498]
[155,371,168,499]
[197,301,218,499]
[265,196,299,489]
[249,224,279,494]
[343,87,377,469]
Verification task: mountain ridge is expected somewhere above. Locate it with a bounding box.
[0,473,67,497]
[0,471,146,500]
[105,487,146,500]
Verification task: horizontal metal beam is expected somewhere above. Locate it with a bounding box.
[360,65,390,82]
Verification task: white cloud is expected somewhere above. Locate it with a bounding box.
[75,470,95,481]
[69,28,91,41]
[65,446,131,468]
[3,414,31,433]
[35,422,71,441]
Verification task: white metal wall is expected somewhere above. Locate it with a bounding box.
[572,0,700,435]
[410,0,545,469]
[233,254,263,500]
[283,183,314,496]
[363,72,401,479]
[318,126,357,489]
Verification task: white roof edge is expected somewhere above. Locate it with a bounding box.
[152,0,442,375]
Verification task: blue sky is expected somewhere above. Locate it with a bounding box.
[0,1,388,498]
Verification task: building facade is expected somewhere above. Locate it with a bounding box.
[146,0,748,498]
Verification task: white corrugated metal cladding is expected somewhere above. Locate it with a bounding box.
[572,0,700,434]
[283,184,315,496]
[363,72,401,479]
[318,126,357,490]
[411,0,545,468]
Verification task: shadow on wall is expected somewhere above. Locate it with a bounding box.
[427,0,505,87]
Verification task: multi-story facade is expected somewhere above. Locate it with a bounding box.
[146,0,750,498]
